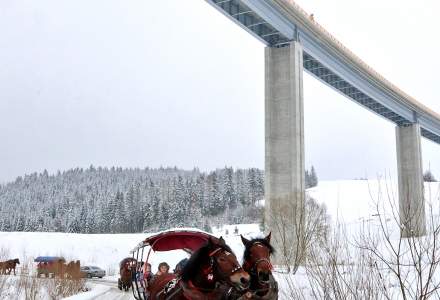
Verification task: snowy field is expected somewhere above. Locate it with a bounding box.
[308,179,440,224]
[0,224,261,278]
[0,225,261,300]
[1,180,440,299]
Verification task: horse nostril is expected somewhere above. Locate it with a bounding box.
[259,271,270,282]
[240,277,249,285]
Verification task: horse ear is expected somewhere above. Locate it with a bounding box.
[241,235,250,246]
[218,236,226,245]
[265,232,272,243]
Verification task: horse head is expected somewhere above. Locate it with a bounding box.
[14,258,20,264]
[181,236,250,293]
[208,236,250,291]
[241,233,274,284]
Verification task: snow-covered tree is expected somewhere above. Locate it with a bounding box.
[0,165,316,233]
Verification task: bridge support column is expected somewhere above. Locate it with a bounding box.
[396,123,426,237]
[264,41,305,266]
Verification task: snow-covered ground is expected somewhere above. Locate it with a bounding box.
[0,225,261,300]
[309,179,440,223]
[0,233,144,276]
[1,180,439,299]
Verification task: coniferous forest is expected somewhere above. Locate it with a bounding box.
[0,166,317,234]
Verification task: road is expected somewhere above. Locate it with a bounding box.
[85,278,133,300]
[90,287,133,300]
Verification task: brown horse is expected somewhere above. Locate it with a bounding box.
[148,236,250,300]
[118,258,136,292]
[0,261,5,275]
[66,260,81,279]
[1,259,20,276]
[239,233,278,300]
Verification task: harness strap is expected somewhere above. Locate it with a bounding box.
[208,247,243,275]
[250,274,279,299]
[182,280,216,299]
[254,258,273,271]
[244,242,273,275]
[208,247,222,257]
[245,258,273,276]
[164,284,183,300]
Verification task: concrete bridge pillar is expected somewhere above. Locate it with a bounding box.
[264,41,305,266]
[396,123,426,237]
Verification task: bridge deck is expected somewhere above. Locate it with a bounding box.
[206,0,440,144]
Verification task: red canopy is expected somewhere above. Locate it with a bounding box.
[136,229,216,253]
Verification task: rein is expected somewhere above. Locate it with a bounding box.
[246,279,278,300]
[181,280,234,300]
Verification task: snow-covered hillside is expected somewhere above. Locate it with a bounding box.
[308,180,440,223]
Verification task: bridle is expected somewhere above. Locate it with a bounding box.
[244,242,273,284]
[180,246,247,299]
[207,247,244,280]
[237,241,279,298]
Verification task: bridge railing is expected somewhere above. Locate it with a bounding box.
[280,0,440,121]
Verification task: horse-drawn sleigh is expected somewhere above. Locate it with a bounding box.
[118,257,137,291]
[129,229,278,300]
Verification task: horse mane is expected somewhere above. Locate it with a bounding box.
[181,241,233,281]
[243,238,275,262]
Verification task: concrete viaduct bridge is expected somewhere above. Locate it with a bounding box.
[205,0,440,247]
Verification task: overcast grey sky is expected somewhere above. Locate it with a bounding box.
[1,0,440,183]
